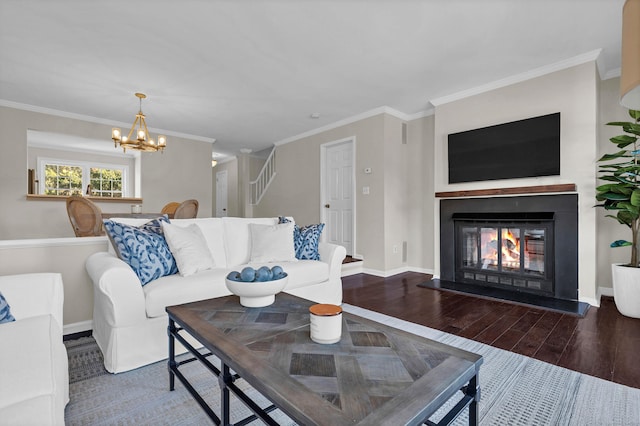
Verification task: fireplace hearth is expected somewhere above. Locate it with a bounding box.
[428,194,588,316]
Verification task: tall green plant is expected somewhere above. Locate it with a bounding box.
[596,109,640,267]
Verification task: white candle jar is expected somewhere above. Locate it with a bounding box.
[309,304,342,344]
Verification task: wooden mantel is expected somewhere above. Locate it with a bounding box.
[435,184,576,198]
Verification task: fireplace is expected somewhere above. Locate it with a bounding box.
[454,212,554,296]
[435,194,583,313]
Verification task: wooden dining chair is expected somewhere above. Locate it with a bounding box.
[161,202,181,219]
[174,199,199,219]
[66,196,104,237]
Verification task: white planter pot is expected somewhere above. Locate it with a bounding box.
[611,263,640,319]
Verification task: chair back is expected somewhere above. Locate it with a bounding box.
[161,202,180,219]
[174,199,199,219]
[66,196,104,237]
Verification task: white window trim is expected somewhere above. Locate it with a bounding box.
[37,156,129,197]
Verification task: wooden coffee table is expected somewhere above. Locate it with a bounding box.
[166,293,482,425]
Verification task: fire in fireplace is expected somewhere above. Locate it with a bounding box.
[454,213,554,296]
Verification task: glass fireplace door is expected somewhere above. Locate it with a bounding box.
[456,221,553,295]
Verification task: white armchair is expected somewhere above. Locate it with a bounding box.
[0,273,69,426]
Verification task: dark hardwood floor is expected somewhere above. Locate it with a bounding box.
[342,271,640,389]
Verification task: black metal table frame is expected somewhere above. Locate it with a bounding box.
[168,317,480,426]
[169,319,281,426]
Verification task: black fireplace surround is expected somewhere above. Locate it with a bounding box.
[437,194,581,311]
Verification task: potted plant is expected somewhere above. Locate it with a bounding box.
[596,108,640,318]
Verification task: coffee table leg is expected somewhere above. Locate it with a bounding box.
[467,373,480,425]
[221,363,231,425]
[168,318,176,391]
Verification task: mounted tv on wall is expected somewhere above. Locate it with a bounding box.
[448,112,560,184]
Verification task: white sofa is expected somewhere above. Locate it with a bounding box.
[86,216,346,373]
[0,273,69,426]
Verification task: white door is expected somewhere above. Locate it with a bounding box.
[322,140,354,255]
[216,170,228,217]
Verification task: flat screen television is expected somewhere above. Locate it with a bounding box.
[447,112,560,184]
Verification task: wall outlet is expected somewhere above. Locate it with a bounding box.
[392,245,398,254]
[362,186,370,195]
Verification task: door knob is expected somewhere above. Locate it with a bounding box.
[324,204,330,208]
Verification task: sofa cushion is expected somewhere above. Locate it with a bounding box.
[162,222,215,277]
[246,260,329,291]
[0,315,68,425]
[0,291,15,324]
[169,218,228,268]
[223,217,279,266]
[249,222,297,263]
[143,269,232,318]
[104,218,178,285]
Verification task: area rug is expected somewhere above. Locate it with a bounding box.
[64,305,640,425]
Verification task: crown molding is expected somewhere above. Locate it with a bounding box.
[603,67,621,81]
[0,99,216,144]
[216,156,237,165]
[274,105,433,147]
[431,49,604,107]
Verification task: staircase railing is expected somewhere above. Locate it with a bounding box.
[250,147,276,205]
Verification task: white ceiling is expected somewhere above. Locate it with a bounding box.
[0,0,626,158]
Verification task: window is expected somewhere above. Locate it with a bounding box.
[90,167,123,198]
[38,157,128,198]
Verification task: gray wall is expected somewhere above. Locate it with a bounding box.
[433,62,599,303]
[253,114,392,272]
[406,115,436,272]
[0,106,214,239]
[597,77,634,289]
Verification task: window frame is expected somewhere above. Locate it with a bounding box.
[37,156,129,198]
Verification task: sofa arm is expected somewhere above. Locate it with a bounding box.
[318,242,347,280]
[86,252,147,327]
[0,273,64,327]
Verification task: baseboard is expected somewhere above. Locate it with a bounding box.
[362,266,409,278]
[64,319,93,336]
[341,262,363,277]
[599,287,614,297]
[407,267,435,275]
[578,296,600,308]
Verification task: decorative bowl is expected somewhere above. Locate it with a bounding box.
[225,274,288,307]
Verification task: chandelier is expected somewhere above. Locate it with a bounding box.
[111,93,167,152]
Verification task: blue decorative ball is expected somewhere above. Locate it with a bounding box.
[240,267,256,282]
[274,272,287,280]
[270,265,284,277]
[226,271,241,281]
[255,266,272,282]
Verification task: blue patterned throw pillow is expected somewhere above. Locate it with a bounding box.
[0,291,16,324]
[104,216,178,286]
[279,217,325,260]
[296,223,325,260]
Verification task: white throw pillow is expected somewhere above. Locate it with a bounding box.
[223,217,278,266]
[162,222,215,276]
[249,222,297,263]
